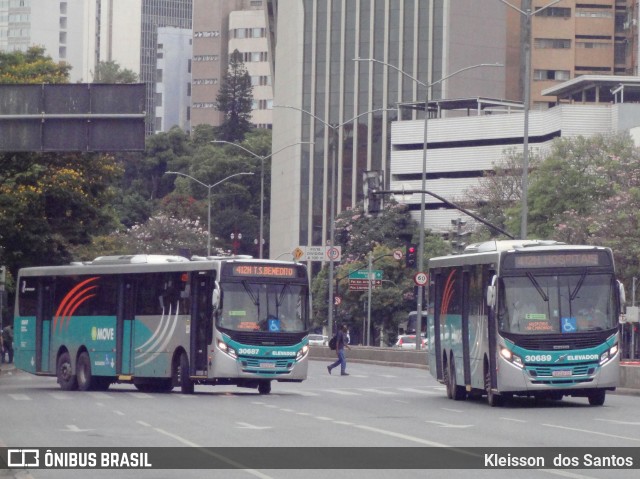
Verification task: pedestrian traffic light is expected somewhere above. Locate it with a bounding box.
[406,244,417,268]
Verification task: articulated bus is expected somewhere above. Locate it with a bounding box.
[14,255,310,395]
[427,240,625,407]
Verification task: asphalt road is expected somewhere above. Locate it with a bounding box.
[1,360,639,479]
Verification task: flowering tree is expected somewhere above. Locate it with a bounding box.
[113,215,228,257]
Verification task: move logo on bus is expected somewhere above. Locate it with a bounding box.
[91,326,115,341]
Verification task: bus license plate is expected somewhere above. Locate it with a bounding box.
[260,362,276,368]
[552,369,572,377]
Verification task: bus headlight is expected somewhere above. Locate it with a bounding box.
[296,344,309,361]
[600,343,618,365]
[500,347,523,368]
[218,340,238,359]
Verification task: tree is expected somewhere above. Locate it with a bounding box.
[311,199,450,342]
[0,46,70,83]
[0,152,122,273]
[215,49,254,142]
[93,60,138,83]
[463,147,539,239]
[528,133,633,239]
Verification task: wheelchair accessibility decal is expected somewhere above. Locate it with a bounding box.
[561,317,577,333]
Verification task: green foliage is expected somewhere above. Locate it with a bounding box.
[215,50,254,142]
[93,60,138,83]
[311,201,450,343]
[0,152,122,273]
[0,46,70,83]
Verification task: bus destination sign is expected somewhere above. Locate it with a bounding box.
[231,264,298,278]
[513,253,601,269]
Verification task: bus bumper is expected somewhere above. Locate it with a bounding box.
[498,354,619,394]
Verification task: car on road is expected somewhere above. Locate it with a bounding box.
[394,334,426,350]
[308,334,327,346]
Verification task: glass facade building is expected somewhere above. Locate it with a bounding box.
[268,0,507,258]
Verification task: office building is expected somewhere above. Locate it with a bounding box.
[267,0,507,258]
[191,0,271,130]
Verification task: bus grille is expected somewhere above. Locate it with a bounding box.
[225,331,306,347]
[504,330,615,351]
[528,364,592,377]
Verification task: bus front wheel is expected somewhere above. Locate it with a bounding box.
[258,381,271,395]
[178,352,194,394]
[484,365,504,407]
[76,352,93,392]
[588,389,606,406]
[57,351,78,391]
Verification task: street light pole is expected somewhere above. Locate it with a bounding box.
[499,0,561,239]
[165,171,254,256]
[212,140,312,259]
[355,58,502,349]
[274,105,394,339]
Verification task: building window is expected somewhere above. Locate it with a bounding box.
[59,16,67,29]
[533,69,570,81]
[535,7,571,17]
[576,41,611,49]
[59,31,67,44]
[156,68,163,82]
[59,46,66,58]
[156,92,162,107]
[155,117,162,131]
[534,38,571,49]
[251,28,265,38]
[60,2,67,14]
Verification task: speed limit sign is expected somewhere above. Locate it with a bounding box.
[414,272,428,286]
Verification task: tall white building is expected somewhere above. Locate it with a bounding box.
[0,0,98,83]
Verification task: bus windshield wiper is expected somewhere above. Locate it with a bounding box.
[527,273,548,302]
[570,271,587,301]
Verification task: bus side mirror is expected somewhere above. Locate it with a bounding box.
[618,280,626,316]
[487,275,497,308]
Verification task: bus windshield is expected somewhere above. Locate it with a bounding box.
[217,281,307,333]
[498,273,618,334]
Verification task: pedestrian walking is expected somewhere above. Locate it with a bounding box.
[327,324,351,376]
[2,325,13,364]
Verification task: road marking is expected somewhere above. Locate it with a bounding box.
[136,421,151,427]
[8,394,31,401]
[89,392,113,400]
[398,387,439,395]
[236,422,271,430]
[50,393,73,400]
[594,418,640,426]
[500,417,527,423]
[543,423,640,442]
[361,388,398,395]
[441,408,463,413]
[62,425,94,433]
[425,420,473,429]
[113,410,125,416]
[326,389,361,396]
[296,412,312,416]
[315,416,333,421]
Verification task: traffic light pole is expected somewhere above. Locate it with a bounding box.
[372,189,515,239]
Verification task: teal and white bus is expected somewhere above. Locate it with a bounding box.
[14,255,310,395]
[427,240,625,406]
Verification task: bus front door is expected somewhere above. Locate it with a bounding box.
[191,275,213,376]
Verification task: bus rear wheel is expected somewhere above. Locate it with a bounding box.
[449,357,466,401]
[57,351,78,391]
[76,352,93,392]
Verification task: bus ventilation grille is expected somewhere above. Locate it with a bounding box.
[506,330,615,351]
[226,331,307,347]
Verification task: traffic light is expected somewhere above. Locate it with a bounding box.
[406,244,418,268]
[362,170,384,216]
